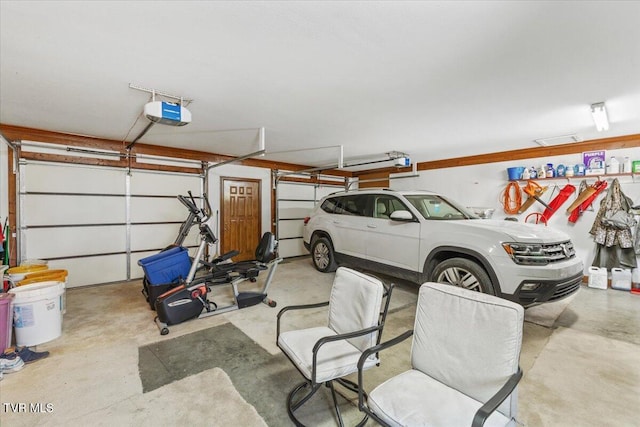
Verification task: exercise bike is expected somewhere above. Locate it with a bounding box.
[140,192,238,310]
[148,208,282,335]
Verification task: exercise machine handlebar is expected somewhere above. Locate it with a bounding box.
[177,194,199,215]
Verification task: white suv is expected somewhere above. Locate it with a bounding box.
[303,189,583,307]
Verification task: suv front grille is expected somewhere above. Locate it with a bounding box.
[504,240,576,265]
[541,241,576,263]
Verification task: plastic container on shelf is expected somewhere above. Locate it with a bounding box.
[632,160,640,173]
[622,157,632,173]
[565,165,575,177]
[546,163,555,178]
[587,266,608,290]
[556,164,566,177]
[537,166,546,179]
[507,167,525,180]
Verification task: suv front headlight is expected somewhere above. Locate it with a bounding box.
[502,241,575,265]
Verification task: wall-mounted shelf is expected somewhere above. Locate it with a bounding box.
[509,172,638,183]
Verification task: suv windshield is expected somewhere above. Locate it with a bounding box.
[404,194,477,220]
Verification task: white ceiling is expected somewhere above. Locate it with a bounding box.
[1,1,639,170]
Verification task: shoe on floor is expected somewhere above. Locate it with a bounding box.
[0,355,25,373]
[17,347,50,364]
[0,350,19,360]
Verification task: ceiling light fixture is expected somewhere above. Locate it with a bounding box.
[590,102,609,132]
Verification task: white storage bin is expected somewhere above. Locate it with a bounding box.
[611,268,632,291]
[587,267,608,290]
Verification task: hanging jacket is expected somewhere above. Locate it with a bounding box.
[589,179,635,248]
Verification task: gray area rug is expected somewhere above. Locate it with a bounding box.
[138,322,364,426]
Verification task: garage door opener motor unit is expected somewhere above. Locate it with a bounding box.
[144,101,191,126]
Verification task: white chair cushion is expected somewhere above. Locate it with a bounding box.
[278,326,379,383]
[328,267,384,352]
[368,369,515,427]
[412,283,524,417]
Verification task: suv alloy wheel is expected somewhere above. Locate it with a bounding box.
[432,258,495,295]
[311,236,338,273]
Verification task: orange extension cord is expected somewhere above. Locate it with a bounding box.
[501,182,522,214]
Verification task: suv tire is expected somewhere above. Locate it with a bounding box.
[311,236,338,273]
[432,257,495,295]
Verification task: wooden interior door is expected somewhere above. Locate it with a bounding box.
[221,178,261,261]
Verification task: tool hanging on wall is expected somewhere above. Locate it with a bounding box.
[541,184,576,221]
[501,182,523,214]
[518,181,549,213]
[568,180,608,223]
[566,180,596,213]
[525,212,548,225]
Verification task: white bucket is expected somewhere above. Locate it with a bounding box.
[9,280,65,346]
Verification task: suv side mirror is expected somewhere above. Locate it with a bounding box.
[390,210,414,221]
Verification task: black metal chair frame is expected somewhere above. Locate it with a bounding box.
[277,278,394,427]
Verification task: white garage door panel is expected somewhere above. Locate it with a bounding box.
[24,226,126,259]
[130,224,199,251]
[24,195,125,225]
[276,183,326,259]
[277,183,315,199]
[47,255,127,288]
[130,171,201,196]
[19,160,205,287]
[130,197,189,223]
[316,185,342,200]
[278,220,305,239]
[276,184,340,261]
[24,163,124,194]
[278,239,308,258]
[131,224,177,251]
[278,200,315,219]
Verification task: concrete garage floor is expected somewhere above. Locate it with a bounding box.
[1,257,639,426]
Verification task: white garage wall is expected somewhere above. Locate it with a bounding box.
[390,147,640,274]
